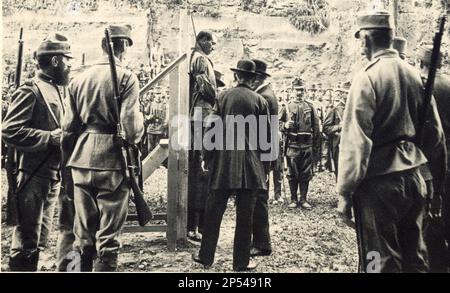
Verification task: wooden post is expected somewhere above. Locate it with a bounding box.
[393,0,399,33]
[176,9,189,241]
[167,66,180,251]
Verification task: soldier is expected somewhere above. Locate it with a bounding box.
[418,44,450,272]
[281,78,320,210]
[62,24,144,271]
[192,59,270,271]
[146,89,167,153]
[393,36,407,60]
[323,82,349,178]
[2,33,73,271]
[337,11,446,273]
[249,59,278,257]
[188,30,217,242]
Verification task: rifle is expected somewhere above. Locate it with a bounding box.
[5,28,24,226]
[104,29,152,226]
[418,15,447,141]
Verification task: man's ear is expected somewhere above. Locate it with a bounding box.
[51,56,59,68]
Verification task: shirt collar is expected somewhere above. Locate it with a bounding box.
[371,48,399,60]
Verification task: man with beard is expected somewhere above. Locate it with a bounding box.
[2,33,73,271]
[337,11,446,273]
[249,59,278,257]
[62,25,143,271]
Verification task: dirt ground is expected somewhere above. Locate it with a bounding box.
[1,167,358,273]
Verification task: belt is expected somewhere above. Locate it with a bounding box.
[83,124,117,135]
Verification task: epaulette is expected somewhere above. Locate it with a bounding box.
[364,58,381,72]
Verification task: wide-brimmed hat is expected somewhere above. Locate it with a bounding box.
[35,33,73,59]
[106,24,133,46]
[214,70,225,87]
[355,11,394,39]
[230,59,257,75]
[252,59,271,77]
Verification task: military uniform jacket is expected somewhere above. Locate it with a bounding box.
[2,72,64,181]
[323,103,345,151]
[147,100,168,135]
[204,84,271,191]
[189,47,217,121]
[62,56,144,171]
[280,100,320,151]
[337,49,446,195]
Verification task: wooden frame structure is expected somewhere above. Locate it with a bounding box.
[122,10,190,252]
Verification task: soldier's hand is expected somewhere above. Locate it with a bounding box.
[50,128,62,146]
[337,195,354,228]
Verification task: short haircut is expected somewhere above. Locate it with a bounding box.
[235,71,255,83]
[196,31,213,42]
[365,29,394,49]
[101,38,126,54]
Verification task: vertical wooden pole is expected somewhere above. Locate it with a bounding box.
[393,0,399,33]
[176,9,189,241]
[167,66,180,251]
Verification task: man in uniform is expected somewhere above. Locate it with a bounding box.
[62,25,144,271]
[418,44,450,272]
[280,78,320,210]
[323,82,349,178]
[393,36,407,60]
[2,33,73,271]
[192,59,270,271]
[249,59,278,257]
[146,88,167,153]
[337,11,446,273]
[188,31,217,241]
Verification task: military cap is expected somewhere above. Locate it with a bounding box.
[292,78,306,90]
[35,33,73,58]
[417,44,442,66]
[230,59,257,75]
[355,11,395,38]
[196,31,216,43]
[252,59,271,77]
[393,37,408,58]
[106,24,133,46]
[214,70,225,87]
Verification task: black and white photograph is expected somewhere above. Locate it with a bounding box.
[0,0,449,277]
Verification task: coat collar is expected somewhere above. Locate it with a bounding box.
[255,82,270,93]
[236,83,253,90]
[37,71,57,85]
[372,48,399,60]
[94,55,122,67]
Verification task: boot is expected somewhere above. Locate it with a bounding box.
[80,247,97,272]
[94,252,118,272]
[9,250,39,272]
[299,181,312,210]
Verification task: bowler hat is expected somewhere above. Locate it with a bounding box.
[106,24,133,46]
[214,70,225,87]
[252,59,271,77]
[230,59,257,75]
[418,44,442,66]
[355,11,395,39]
[35,33,73,58]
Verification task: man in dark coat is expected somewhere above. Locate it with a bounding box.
[249,59,278,257]
[192,59,271,271]
[2,33,73,271]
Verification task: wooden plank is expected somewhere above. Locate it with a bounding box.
[139,54,187,98]
[176,9,189,241]
[142,139,169,181]
[127,213,167,222]
[167,64,180,252]
[122,225,167,233]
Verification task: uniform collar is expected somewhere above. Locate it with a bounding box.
[371,48,399,60]
[95,55,122,66]
[37,71,57,85]
[256,82,270,93]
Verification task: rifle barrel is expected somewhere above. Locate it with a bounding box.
[15,28,24,89]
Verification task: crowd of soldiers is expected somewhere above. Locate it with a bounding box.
[1,9,449,273]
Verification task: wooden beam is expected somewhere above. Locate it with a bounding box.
[176,9,189,241]
[139,53,187,98]
[167,62,180,252]
[122,225,167,233]
[142,139,169,181]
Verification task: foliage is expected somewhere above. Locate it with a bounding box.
[288,0,330,35]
